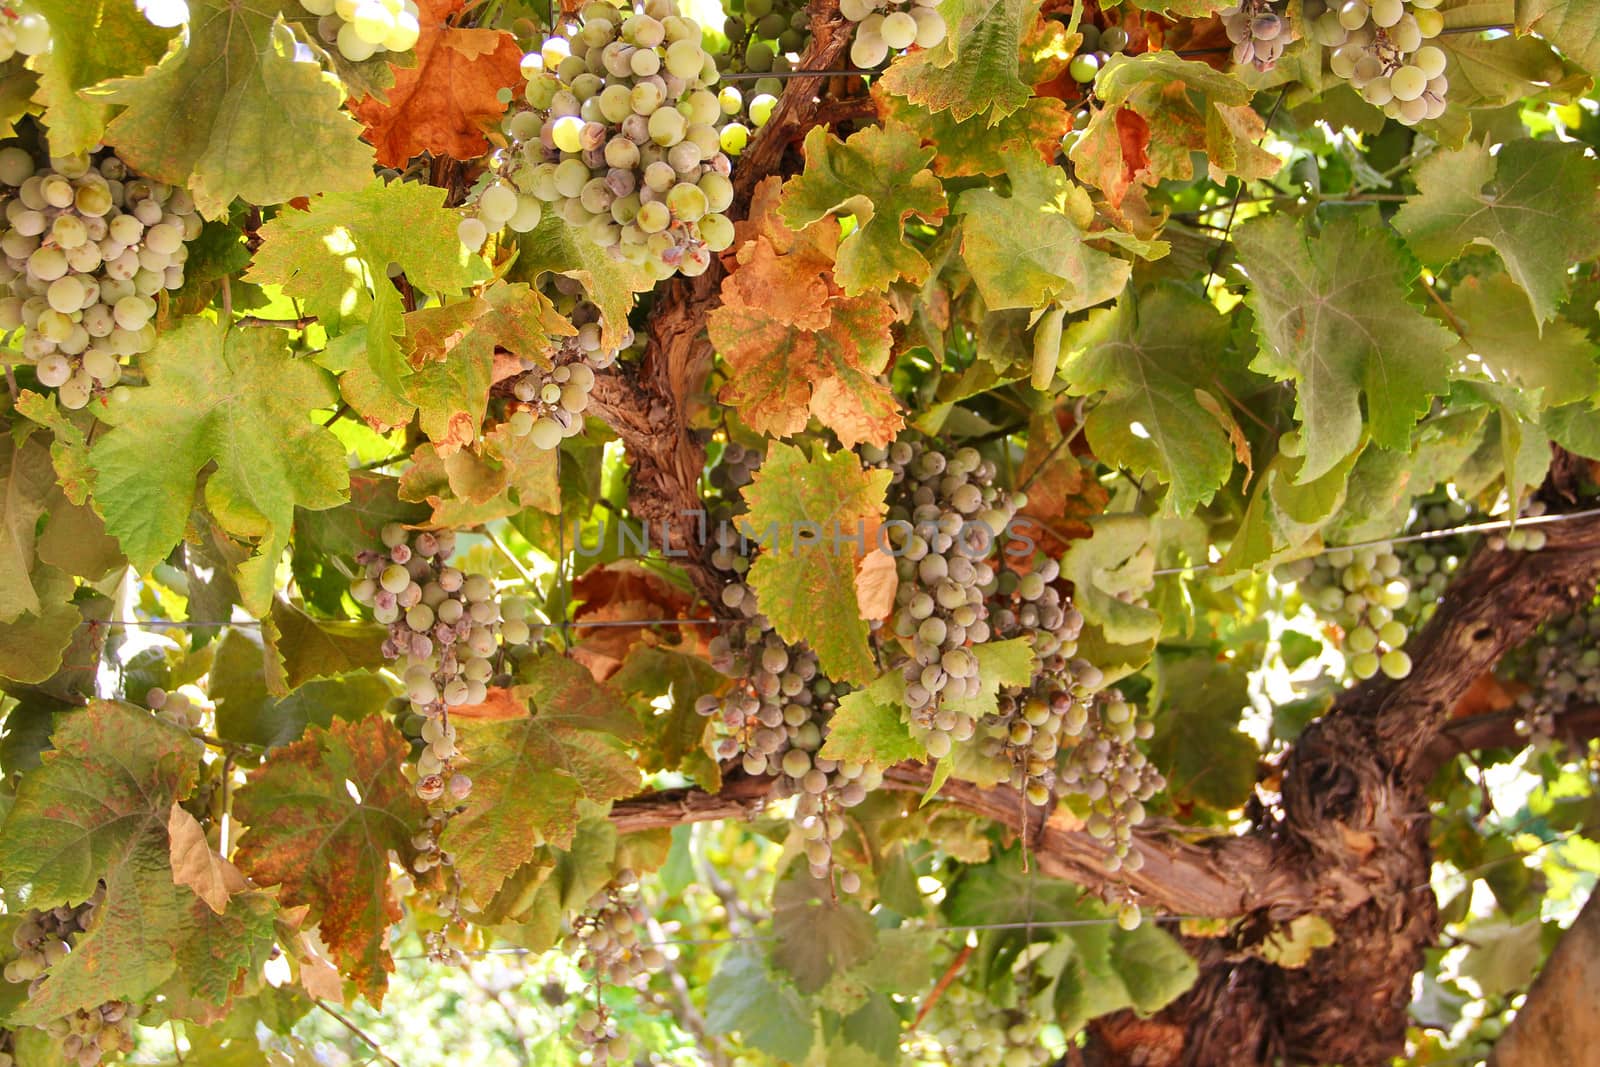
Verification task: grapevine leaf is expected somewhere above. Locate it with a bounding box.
[705,945,816,1062]
[872,84,1072,179]
[350,0,524,168]
[1070,52,1281,211]
[610,646,723,787]
[1013,411,1108,557]
[955,151,1132,314]
[940,639,1035,723]
[0,433,58,622]
[1440,24,1581,111]
[741,443,891,685]
[248,178,483,425]
[267,599,390,690]
[233,716,427,1001]
[780,123,948,295]
[167,804,248,915]
[0,703,221,1021]
[820,672,922,767]
[1060,515,1161,646]
[98,0,374,217]
[709,280,903,449]
[1392,138,1600,325]
[87,319,350,615]
[0,566,83,686]
[1441,272,1600,406]
[404,282,569,454]
[1061,282,1243,512]
[440,656,642,904]
[14,390,93,505]
[1109,921,1199,1013]
[211,627,395,750]
[514,213,651,349]
[160,888,282,1024]
[770,875,877,994]
[1235,212,1457,482]
[1517,0,1600,72]
[30,0,175,157]
[877,0,1043,123]
[1147,655,1259,812]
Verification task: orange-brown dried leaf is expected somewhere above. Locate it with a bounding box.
[570,561,710,681]
[725,236,832,330]
[733,175,839,263]
[232,717,427,1003]
[1015,411,1108,558]
[352,0,524,167]
[710,290,902,449]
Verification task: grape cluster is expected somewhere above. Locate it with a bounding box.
[502,286,626,449]
[703,545,880,883]
[839,0,947,68]
[299,0,421,63]
[352,524,534,802]
[862,437,1020,757]
[708,437,761,502]
[0,146,202,409]
[1507,592,1600,745]
[1066,20,1131,86]
[1276,545,1415,681]
[1222,1,1290,71]
[719,0,808,88]
[1308,0,1449,125]
[1486,498,1549,553]
[1057,687,1161,871]
[1394,497,1472,629]
[494,0,736,279]
[567,870,666,1065]
[145,685,204,730]
[3,889,137,1067]
[923,979,1052,1067]
[0,3,48,62]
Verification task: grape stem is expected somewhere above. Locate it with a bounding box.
[312,998,403,1067]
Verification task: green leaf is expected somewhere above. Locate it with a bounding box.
[1060,516,1161,646]
[0,433,59,622]
[820,672,922,767]
[780,123,948,295]
[955,151,1133,315]
[705,945,816,1062]
[247,178,483,425]
[610,646,723,787]
[0,567,83,686]
[875,90,1072,179]
[770,875,877,994]
[233,716,427,1001]
[88,319,350,616]
[1236,212,1457,482]
[14,390,93,505]
[30,0,175,157]
[210,628,393,749]
[742,443,891,684]
[267,599,389,691]
[1441,272,1600,407]
[1518,0,1600,72]
[1061,282,1244,512]
[440,654,642,904]
[939,638,1036,722]
[0,703,211,1019]
[514,213,650,349]
[99,0,373,217]
[1393,139,1600,326]
[877,0,1042,124]
[1108,920,1199,1013]
[1148,655,1259,812]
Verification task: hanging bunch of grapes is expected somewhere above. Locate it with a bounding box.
[499,280,629,449]
[703,529,881,885]
[838,0,947,68]
[298,0,422,62]
[861,437,1021,757]
[0,145,202,409]
[0,3,49,63]
[566,869,667,1065]
[351,524,535,802]
[1308,0,1449,125]
[1277,545,1415,681]
[1221,1,1291,71]
[2,888,138,1067]
[1065,19,1131,87]
[484,0,736,279]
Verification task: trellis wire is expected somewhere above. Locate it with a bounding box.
[79,504,1600,634]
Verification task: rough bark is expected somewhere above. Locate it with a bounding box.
[1487,890,1600,1067]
